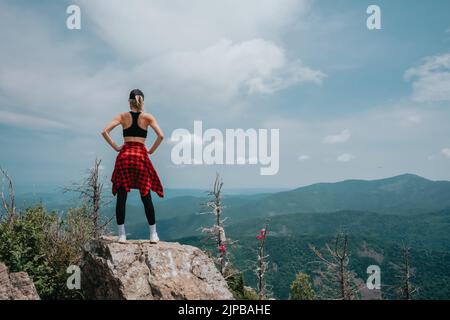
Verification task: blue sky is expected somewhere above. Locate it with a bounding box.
[0,0,450,191]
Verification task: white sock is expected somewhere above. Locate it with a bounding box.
[118,224,126,237]
[149,224,157,235]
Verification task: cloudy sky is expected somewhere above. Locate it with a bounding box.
[0,0,450,192]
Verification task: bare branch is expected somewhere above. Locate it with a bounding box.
[200,173,232,276]
[392,244,417,300]
[0,166,16,225]
[310,233,359,300]
[62,158,110,238]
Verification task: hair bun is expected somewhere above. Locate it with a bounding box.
[129,89,144,101]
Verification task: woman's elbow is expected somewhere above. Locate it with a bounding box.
[158,133,165,140]
[101,129,108,137]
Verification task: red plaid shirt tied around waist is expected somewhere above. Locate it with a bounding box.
[111,142,164,198]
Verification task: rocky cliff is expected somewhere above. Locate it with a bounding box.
[81,237,234,300]
[0,263,40,300]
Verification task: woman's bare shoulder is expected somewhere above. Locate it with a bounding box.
[115,112,128,121]
[142,112,156,122]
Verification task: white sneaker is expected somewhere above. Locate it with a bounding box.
[149,224,159,243]
[150,232,159,244]
[118,224,127,242]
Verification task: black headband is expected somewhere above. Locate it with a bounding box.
[129,89,144,100]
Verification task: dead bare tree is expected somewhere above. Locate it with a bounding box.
[0,166,16,226]
[255,223,270,300]
[200,173,236,276]
[63,158,111,238]
[310,233,359,300]
[392,245,417,300]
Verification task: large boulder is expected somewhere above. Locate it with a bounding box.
[81,236,234,300]
[0,263,40,300]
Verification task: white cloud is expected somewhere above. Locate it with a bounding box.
[137,38,324,104]
[247,59,326,94]
[298,155,310,161]
[0,111,68,130]
[373,108,425,128]
[78,0,323,104]
[406,114,422,125]
[405,52,450,102]
[337,153,355,162]
[0,0,324,132]
[0,5,129,130]
[323,129,351,144]
[79,0,311,58]
[442,148,450,159]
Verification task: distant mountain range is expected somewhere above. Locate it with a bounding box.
[120,174,450,240]
[226,173,450,217]
[20,173,450,217]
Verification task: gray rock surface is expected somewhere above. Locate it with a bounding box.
[0,262,40,300]
[81,236,234,300]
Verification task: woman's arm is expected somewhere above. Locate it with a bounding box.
[146,114,165,154]
[101,114,123,152]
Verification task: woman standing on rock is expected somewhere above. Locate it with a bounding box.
[101,89,164,243]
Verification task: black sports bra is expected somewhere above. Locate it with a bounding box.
[123,111,148,138]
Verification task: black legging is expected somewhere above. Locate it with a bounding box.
[116,187,155,225]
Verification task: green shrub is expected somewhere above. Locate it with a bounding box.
[289,272,316,300]
[0,204,95,299]
[226,270,259,300]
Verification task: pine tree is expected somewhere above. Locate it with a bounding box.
[289,272,316,300]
